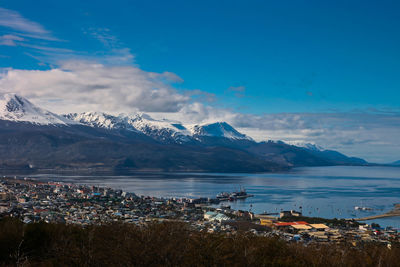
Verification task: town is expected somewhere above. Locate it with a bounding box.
[0,177,398,246]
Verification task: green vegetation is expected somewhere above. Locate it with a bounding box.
[0,217,398,266]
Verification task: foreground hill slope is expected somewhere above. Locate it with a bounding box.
[1,218,399,266]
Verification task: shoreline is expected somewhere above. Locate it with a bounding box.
[355,204,400,221]
[3,167,400,229]
[1,163,398,176]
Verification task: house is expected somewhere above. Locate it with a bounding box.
[235,210,254,220]
[211,213,230,222]
[260,219,274,226]
[291,224,312,231]
[255,213,279,220]
[0,192,10,200]
[273,221,308,230]
[310,224,329,231]
[279,210,302,218]
[204,211,218,220]
[18,196,28,203]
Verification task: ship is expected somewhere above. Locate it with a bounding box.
[216,192,230,200]
[230,186,253,199]
[216,187,254,201]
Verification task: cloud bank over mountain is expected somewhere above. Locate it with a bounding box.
[0,61,188,113]
[0,60,399,163]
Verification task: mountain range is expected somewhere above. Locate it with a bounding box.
[0,93,367,173]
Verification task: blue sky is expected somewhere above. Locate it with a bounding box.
[0,0,399,162]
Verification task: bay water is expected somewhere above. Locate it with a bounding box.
[28,166,400,228]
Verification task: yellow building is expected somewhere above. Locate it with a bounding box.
[260,219,274,226]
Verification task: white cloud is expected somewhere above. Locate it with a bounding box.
[84,27,119,48]
[156,106,400,163]
[0,7,136,67]
[0,34,24,46]
[0,6,67,63]
[20,44,74,53]
[231,112,400,163]
[0,7,54,40]
[0,60,189,113]
[82,28,135,65]
[102,48,135,65]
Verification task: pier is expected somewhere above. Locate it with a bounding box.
[354,204,400,221]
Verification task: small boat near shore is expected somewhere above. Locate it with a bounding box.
[354,206,373,211]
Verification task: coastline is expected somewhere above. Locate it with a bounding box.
[2,165,400,229]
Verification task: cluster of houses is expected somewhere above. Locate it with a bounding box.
[0,177,399,245]
[0,177,206,225]
[250,210,399,244]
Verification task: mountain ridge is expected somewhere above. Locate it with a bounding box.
[0,93,368,172]
[65,112,253,144]
[0,93,74,125]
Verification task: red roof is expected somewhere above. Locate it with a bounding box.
[294,221,308,225]
[274,221,309,226]
[274,222,292,226]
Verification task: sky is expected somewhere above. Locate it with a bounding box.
[0,0,399,163]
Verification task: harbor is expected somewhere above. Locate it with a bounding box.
[25,166,400,228]
[1,176,399,246]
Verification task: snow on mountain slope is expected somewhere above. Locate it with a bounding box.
[66,113,252,143]
[0,93,253,142]
[127,114,192,143]
[66,112,192,143]
[286,141,324,151]
[64,112,137,131]
[189,122,253,140]
[0,93,75,125]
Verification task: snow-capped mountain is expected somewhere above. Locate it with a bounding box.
[65,113,252,143]
[0,94,368,172]
[285,141,324,151]
[127,114,192,143]
[65,112,192,143]
[0,93,74,125]
[190,122,253,141]
[0,93,252,143]
[64,112,137,131]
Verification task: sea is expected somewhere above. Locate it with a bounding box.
[26,166,400,228]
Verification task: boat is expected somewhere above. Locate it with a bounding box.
[354,206,373,211]
[216,192,230,200]
[216,187,254,201]
[230,186,254,199]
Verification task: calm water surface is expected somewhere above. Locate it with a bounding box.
[29,166,400,228]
